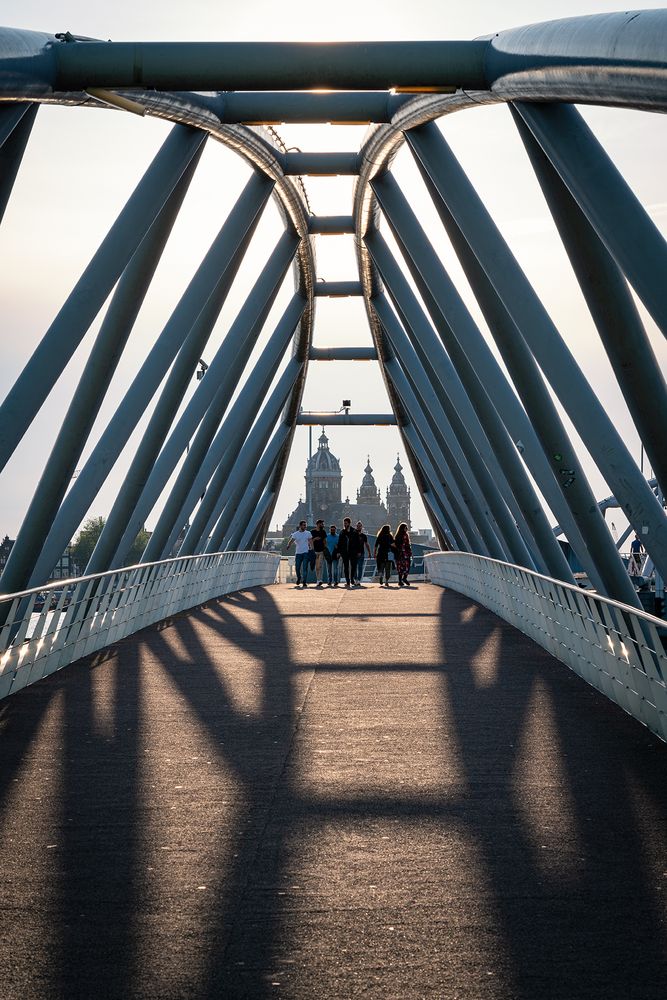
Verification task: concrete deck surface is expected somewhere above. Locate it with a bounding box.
[0,581,665,999]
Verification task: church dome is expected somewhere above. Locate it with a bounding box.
[307,429,341,475]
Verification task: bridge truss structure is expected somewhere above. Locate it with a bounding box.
[0,12,667,727]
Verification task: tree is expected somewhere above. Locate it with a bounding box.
[125,528,151,566]
[71,516,105,572]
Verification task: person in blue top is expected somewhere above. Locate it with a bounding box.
[325,524,340,587]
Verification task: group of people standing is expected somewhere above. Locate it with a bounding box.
[287,518,413,589]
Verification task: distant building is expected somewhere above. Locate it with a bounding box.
[386,457,411,529]
[0,535,79,583]
[281,430,410,539]
[0,535,13,574]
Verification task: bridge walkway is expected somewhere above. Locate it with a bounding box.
[0,582,665,999]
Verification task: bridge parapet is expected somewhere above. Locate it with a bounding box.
[427,552,667,742]
[0,551,279,700]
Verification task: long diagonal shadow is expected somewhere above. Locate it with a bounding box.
[1,583,666,999]
[438,587,667,999]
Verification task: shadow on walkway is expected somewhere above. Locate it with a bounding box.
[0,583,664,999]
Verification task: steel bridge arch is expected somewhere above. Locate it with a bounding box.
[0,10,666,610]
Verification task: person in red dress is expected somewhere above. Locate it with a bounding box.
[394,522,412,587]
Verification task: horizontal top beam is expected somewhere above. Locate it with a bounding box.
[314,281,362,297]
[219,92,412,124]
[283,151,358,176]
[54,40,487,92]
[309,347,377,360]
[308,216,355,235]
[297,413,396,425]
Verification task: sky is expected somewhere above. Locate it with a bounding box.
[0,1,666,548]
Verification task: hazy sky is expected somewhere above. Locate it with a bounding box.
[1,1,666,546]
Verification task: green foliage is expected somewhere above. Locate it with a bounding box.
[71,516,106,571]
[125,528,151,566]
[71,517,150,571]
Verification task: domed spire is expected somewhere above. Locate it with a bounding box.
[307,428,341,474]
[356,454,381,505]
[391,455,406,485]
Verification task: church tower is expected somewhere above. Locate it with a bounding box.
[386,455,411,529]
[305,429,342,514]
[356,457,382,508]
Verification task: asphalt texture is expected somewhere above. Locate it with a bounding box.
[0,581,665,1000]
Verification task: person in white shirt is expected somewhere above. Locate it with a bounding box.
[286,519,314,588]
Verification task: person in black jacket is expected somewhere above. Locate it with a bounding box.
[337,517,360,588]
[374,524,395,587]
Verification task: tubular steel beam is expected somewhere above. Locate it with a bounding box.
[371,293,498,556]
[514,100,667,339]
[0,101,37,225]
[405,121,667,581]
[224,424,292,551]
[314,281,362,297]
[296,413,396,425]
[308,347,377,361]
[26,170,274,588]
[511,105,667,498]
[379,303,537,569]
[238,490,276,551]
[401,423,467,550]
[0,123,206,474]
[219,92,410,125]
[115,268,302,566]
[308,216,355,235]
[366,233,575,583]
[88,228,298,574]
[379,222,602,591]
[283,152,359,175]
[178,356,302,557]
[371,172,640,603]
[0,150,203,596]
[385,355,500,559]
[53,40,487,92]
[148,303,304,562]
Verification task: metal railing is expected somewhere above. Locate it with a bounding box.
[0,550,279,700]
[426,552,667,742]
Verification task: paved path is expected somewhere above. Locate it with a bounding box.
[0,582,666,999]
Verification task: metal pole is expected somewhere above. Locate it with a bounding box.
[203,360,304,554]
[513,101,667,342]
[377,296,539,571]
[0,124,206,472]
[27,170,273,588]
[405,120,667,581]
[238,490,276,551]
[384,354,495,557]
[224,425,291,551]
[54,39,488,92]
[511,106,667,499]
[0,102,38,225]
[401,423,465,550]
[377,178,639,607]
[370,173,608,594]
[366,233,575,582]
[143,298,304,561]
[0,149,203,595]
[90,227,297,573]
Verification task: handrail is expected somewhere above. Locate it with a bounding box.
[0,550,279,700]
[426,551,667,742]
